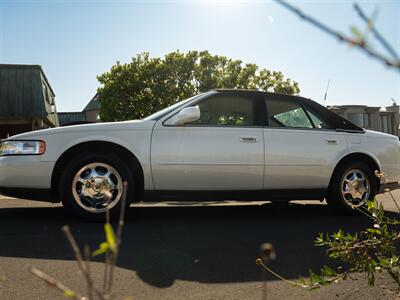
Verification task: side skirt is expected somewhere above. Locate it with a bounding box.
[142,189,326,202]
[0,187,57,203]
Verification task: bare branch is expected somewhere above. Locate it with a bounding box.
[117,182,129,247]
[102,191,112,296]
[83,245,94,300]
[106,181,129,297]
[353,3,399,60]
[30,267,83,300]
[62,226,105,300]
[274,0,400,71]
[62,226,85,270]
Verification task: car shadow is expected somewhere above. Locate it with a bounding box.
[0,202,393,288]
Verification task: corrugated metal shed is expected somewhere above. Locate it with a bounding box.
[83,93,100,111]
[0,64,58,126]
[58,112,86,126]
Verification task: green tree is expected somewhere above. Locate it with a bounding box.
[97,50,300,121]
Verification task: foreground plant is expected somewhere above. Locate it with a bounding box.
[30,183,129,300]
[257,172,400,291]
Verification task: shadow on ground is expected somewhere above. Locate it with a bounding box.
[0,202,391,288]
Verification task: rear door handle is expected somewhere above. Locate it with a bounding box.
[240,136,257,143]
[326,139,339,145]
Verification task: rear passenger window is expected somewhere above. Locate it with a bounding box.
[266,97,331,129]
[266,98,313,128]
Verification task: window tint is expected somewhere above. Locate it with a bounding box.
[266,97,333,129]
[190,95,255,126]
[307,110,325,128]
[266,98,313,128]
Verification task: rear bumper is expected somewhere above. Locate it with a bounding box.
[378,181,400,194]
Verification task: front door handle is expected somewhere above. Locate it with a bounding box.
[240,136,257,143]
[326,139,339,145]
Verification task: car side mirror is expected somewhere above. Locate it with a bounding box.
[168,106,200,125]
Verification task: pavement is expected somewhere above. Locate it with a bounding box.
[0,192,399,300]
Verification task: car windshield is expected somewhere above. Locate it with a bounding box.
[143,94,202,121]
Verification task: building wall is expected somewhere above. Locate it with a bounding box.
[386,105,400,136]
[0,64,58,138]
[328,105,400,137]
[85,109,100,123]
[0,117,50,138]
[370,111,381,131]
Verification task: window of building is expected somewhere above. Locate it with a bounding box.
[363,113,371,128]
[381,115,392,134]
[347,113,364,127]
[42,83,49,103]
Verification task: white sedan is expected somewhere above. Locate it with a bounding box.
[1,90,399,221]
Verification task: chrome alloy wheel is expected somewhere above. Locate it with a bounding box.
[72,162,123,213]
[341,168,370,207]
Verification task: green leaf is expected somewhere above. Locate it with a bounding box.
[63,290,76,298]
[309,269,322,284]
[299,276,307,286]
[366,228,381,235]
[105,223,117,253]
[92,242,110,257]
[350,26,363,40]
[321,265,337,277]
[367,8,379,30]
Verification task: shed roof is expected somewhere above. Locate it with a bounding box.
[0,64,55,95]
[0,64,58,126]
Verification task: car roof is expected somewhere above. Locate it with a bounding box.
[212,89,310,101]
[211,89,364,132]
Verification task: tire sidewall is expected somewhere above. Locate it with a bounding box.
[328,161,377,214]
[59,152,134,222]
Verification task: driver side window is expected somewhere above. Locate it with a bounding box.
[189,94,255,126]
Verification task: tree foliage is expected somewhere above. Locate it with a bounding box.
[97,51,300,121]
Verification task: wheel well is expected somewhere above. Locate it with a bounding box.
[51,141,144,202]
[329,153,380,193]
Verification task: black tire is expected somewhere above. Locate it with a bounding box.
[326,161,377,214]
[58,151,135,222]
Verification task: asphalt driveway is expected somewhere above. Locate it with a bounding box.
[0,194,399,299]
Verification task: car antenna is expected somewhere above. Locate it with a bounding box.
[323,79,331,107]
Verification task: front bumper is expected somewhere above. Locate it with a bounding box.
[0,156,54,188]
[0,156,55,201]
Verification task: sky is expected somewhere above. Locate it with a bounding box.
[0,0,399,112]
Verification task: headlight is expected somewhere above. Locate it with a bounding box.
[0,140,46,156]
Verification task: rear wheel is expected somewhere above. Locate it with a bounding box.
[326,161,377,214]
[59,151,134,222]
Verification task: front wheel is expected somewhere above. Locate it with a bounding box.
[326,161,377,214]
[59,152,134,222]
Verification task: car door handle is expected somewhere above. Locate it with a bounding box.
[326,139,339,145]
[240,136,257,143]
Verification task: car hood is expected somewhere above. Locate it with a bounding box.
[5,119,156,140]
